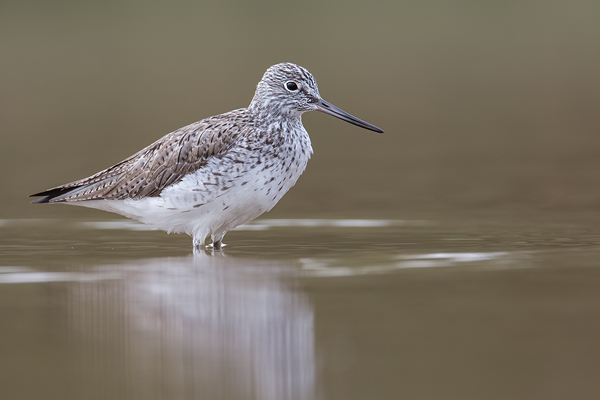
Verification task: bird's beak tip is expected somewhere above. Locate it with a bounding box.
[315,99,384,134]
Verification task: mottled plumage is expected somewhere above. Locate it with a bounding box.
[31,63,383,251]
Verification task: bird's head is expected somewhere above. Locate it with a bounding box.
[250,63,383,133]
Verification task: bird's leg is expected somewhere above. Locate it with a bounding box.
[193,235,206,255]
[208,234,226,250]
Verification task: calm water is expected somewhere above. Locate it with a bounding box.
[2,214,600,400]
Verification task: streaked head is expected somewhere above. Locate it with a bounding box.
[250,63,383,133]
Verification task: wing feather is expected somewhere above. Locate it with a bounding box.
[30,109,251,203]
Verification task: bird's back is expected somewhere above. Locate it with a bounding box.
[31,108,252,204]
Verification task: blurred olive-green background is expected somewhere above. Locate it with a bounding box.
[2,0,600,219]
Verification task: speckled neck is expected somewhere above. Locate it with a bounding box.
[248,104,304,135]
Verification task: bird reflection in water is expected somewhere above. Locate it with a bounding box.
[67,251,315,400]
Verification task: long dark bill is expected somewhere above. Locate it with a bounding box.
[315,99,383,133]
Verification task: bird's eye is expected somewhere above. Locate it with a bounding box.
[285,81,299,92]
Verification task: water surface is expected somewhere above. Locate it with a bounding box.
[2,215,600,399]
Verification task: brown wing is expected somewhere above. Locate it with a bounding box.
[30,109,251,203]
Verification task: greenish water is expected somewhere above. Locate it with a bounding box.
[3,215,600,399]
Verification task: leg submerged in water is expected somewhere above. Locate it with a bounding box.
[210,233,226,250]
[192,235,206,255]
[192,233,226,253]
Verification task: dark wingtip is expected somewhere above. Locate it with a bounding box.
[29,187,74,204]
[29,190,49,198]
